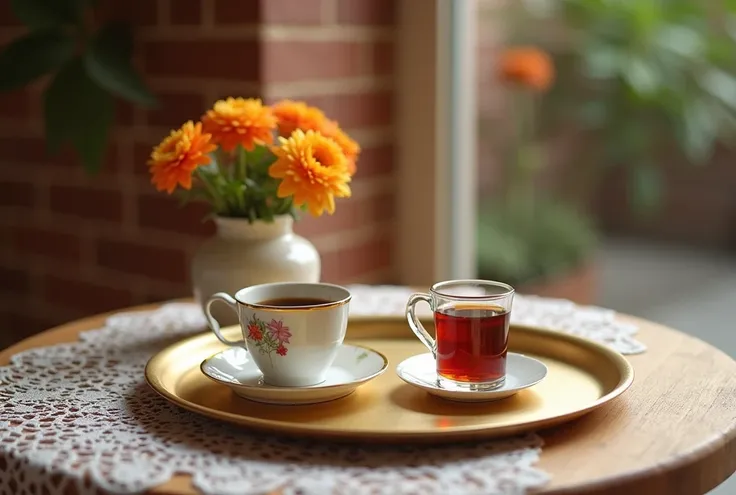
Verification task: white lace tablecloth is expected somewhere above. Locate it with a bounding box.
[0,286,646,495]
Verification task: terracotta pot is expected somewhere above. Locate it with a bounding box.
[517,260,598,306]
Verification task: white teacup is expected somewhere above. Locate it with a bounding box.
[204,282,351,387]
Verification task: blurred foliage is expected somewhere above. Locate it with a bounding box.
[477,84,597,284]
[0,0,157,174]
[514,0,736,214]
[477,198,597,287]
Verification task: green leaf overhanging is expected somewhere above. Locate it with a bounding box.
[44,58,115,174]
[0,28,75,91]
[84,21,158,107]
[9,0,84,29]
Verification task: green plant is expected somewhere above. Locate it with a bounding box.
[477,198,597,286]
[0,0,157,174]
[477,46,597,286]
[148,99,358,222]
[516,0,736,213]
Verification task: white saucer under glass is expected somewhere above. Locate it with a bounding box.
[201,344,388,405]
[396,352,548,402]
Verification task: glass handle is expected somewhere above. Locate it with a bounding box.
[406,293,435,358]
[205,292,245,347]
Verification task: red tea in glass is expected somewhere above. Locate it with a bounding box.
[406,280,514,389]
[435,304,509,383]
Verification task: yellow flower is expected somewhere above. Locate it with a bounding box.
[319,119,360,175]
[201,97,277,152]
[148,121,216,194]
[272,100,327,137]
[269,129,351,216]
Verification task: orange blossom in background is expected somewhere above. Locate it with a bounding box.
[498,46,555,92]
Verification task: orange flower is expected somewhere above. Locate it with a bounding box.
[498,47,554,91]
[148,121,216,194]
[272,100,327,137]
[202,97,277,152]
[269,129,351,217]
[319,119,360,175]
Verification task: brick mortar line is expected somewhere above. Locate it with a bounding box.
[77,229,98,280]
[138,26,260,40]
[201,0,215,28]
[3,221,395,297]
[136,26,393,42]
[158,0,171,26]
[0,181,396,255]
[0,119,395,141]
[145,77,394,95]
[0,293,85,326]
[0,171,393,199]
[114,135,140,237]
[34,169,51,224]
[2,251,187,299]
[322,0,339,24]
[0,249,133,307]
[264,77,393,98]
[143,79,260,95]
[2,212,395,259]
[309,221,394,253]
[0,164,396,199]
[264,26,394,42]
[349,127,394,147]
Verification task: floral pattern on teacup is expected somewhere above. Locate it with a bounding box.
[246,314,292,363]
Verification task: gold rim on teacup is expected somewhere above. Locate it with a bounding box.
[234,282,352,312]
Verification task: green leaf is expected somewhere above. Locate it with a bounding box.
[582,45,622,80]
[44,58,114,174]
[628,164,663,214]
[9,0,83,28]
[698,68,736,112]
[680,101,717,164]
[655,26,703,59]
[624,57,660,96]
[84,21,157,106]
[727,16,736,43]
[0,28,75,91]
[577,100,609,128]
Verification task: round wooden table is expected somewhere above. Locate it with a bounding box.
[1,303,735,495]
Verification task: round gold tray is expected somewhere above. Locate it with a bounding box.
[145,317,634,443]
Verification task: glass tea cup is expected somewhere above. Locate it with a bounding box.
[405,280,515,390]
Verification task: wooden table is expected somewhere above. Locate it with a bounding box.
[1,303,735,495]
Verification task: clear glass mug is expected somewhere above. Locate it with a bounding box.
[405,280,515,390]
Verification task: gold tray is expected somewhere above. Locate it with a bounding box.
[145,318,634,443]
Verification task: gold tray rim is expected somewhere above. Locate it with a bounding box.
[144,318,635,443]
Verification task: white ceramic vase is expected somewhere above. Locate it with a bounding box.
[191,215,320,325]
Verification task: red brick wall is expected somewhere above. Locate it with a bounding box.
[594,146,736,249]
[0,0,396,347]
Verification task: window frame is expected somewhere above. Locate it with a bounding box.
[395,0,478,285]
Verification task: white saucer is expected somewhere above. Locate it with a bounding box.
[200,344,388,405]
[396,353,548,402]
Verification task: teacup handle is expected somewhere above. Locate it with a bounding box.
[205,292,245,347]
[406,293,436,358]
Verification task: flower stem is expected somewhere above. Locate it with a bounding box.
[507,89,539,219]
[238,145,248,182]
[196,168,227,214]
